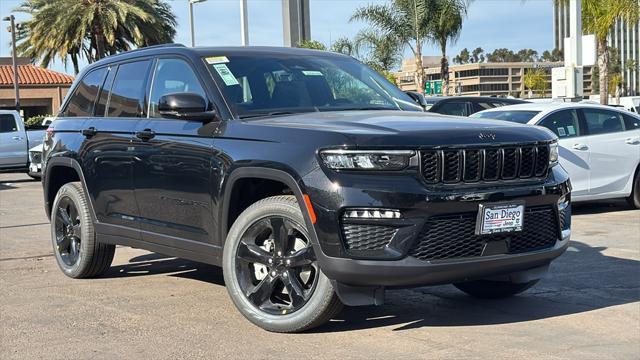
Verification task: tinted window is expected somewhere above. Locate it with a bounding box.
[540,110,581,138]
[0,114,17,133]
[107,60,152,118]
[623,113,640,131]
[582,109,625,135]
[64,68,107,117]
[472,110,540,124]
[472,101,500,113]
[149,58,206,118]
[94,67,116,117]
[436,102,467,116]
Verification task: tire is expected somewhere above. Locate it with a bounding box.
[626,167,640,209]
[223,195,343,333]
[51,182,115,278]
[28,173,41,180]
[454,279,539,299]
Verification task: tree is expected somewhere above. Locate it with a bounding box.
[470,47,485,63]
[453,48,470,64]
[429,0,468,95]
[297,40,327,51]
[540,48,563,62]
[523,67,547,98]
[351,0,433,94]
[330,37,356,56]
[516,48,538,62]
[578,0,639,104]
[354,29,403,74]
[15,0,176,74]
[486,48,518,62]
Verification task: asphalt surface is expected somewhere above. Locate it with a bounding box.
[1,173,639,359]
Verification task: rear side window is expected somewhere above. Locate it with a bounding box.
[94,67,117,117]
[64,68,107,117]
[581,109,625,135]
[436,102,467,116]
[0,114,17,133]
[107,60,152,118]
[623,113,640,131]
[539,110,581,138]
[148,58,206,118]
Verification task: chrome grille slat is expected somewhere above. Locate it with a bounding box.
[420,144,550,184]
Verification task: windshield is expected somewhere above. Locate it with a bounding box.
[471,110,541,124]
[203,53,420,118]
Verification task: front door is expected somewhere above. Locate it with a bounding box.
[538,109,590,197]
[0,113,27,168]
[132,57,218,246]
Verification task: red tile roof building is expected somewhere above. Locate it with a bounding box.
[0,57,74,118]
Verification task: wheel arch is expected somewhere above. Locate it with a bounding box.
[220,167,319,247]
[43,158,95,221]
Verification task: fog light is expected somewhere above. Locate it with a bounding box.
[557,195,570,211]
[343,209,401,219]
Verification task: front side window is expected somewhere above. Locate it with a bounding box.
[149,58,207,118]
[107,60,152,118]
[539,110,581,138]
[64,68,107,117]
[581,108,625,135]
[436,102,467,116]
[203,54,419,118]
[0,114,17,133]
[623,113,640,131]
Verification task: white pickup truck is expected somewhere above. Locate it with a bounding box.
[0,110,47,177]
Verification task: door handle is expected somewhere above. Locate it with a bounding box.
[81,127,97,138]
[625,138,640,145]
[12,136,23,141]
[135,129,155,141]
[572,143,588,151]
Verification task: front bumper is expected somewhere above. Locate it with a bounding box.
[302,164,571,288]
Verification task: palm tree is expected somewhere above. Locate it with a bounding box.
[354,29,403,74]
[351,0,432,94]
[14,0,176,74]
[429,0,468,95]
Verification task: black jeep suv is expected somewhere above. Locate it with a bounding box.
[42,45,571,333]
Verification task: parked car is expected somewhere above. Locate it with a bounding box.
[472,103,640,207]
[421,96,527,116]
[42,45,571,333]
[0,110,46,177]
[26,117,56,179]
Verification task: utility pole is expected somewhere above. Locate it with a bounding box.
[3,15,20,112]
[240,0,249,46]
[189,0,208,47]
[282,0,310,47]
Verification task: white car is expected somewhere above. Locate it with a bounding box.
[472,102,640,208]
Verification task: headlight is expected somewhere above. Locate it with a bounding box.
[320,150,415,170]
[549,141,559,166]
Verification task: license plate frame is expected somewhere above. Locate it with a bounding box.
[475,201,525,235]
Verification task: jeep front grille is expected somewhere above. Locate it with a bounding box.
[420,144,550,184]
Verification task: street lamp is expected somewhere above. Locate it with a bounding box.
[189,0,207,47]
[3,15,20,112]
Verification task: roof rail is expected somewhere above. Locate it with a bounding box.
[122,43,186,55]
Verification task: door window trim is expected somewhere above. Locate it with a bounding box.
[104,57,155,119]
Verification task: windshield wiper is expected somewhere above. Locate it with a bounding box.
[328,106,397,111]
[238,111,299,119]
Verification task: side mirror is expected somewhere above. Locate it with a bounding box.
[404,91,427,111]
[158,93,217,122]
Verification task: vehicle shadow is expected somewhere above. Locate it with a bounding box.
[102,240,638,333]
[572,199,635,215]
[314,240,639,332]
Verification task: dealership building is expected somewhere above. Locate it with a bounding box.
[0,57,74,119]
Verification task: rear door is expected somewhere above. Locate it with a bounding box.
[0,113,27,167]
[581,108,639,197]
[132,56,218,246]
[78,59,153,233]
[538,109,590,197]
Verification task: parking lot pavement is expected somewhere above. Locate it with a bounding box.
[1,173,639,360]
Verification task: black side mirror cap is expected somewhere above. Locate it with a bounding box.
[158,93,218,122]
[404,91,427,110]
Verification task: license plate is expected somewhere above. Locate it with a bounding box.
[476,202,525,235]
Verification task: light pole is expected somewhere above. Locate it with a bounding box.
[240,0,249,46]
[189,0,207,47]
[3,15,20,112]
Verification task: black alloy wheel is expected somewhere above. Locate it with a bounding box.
[54,196,82,266]
[235,216,318,315]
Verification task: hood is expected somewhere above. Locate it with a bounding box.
[246,110,556,147]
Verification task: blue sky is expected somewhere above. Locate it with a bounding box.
[1,0,553,75]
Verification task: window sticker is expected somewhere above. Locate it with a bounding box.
[302,70,324,76]
[205,56,229,64]
[567,125,576,135]
[213,63,240,86]
[557,127,566,137]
